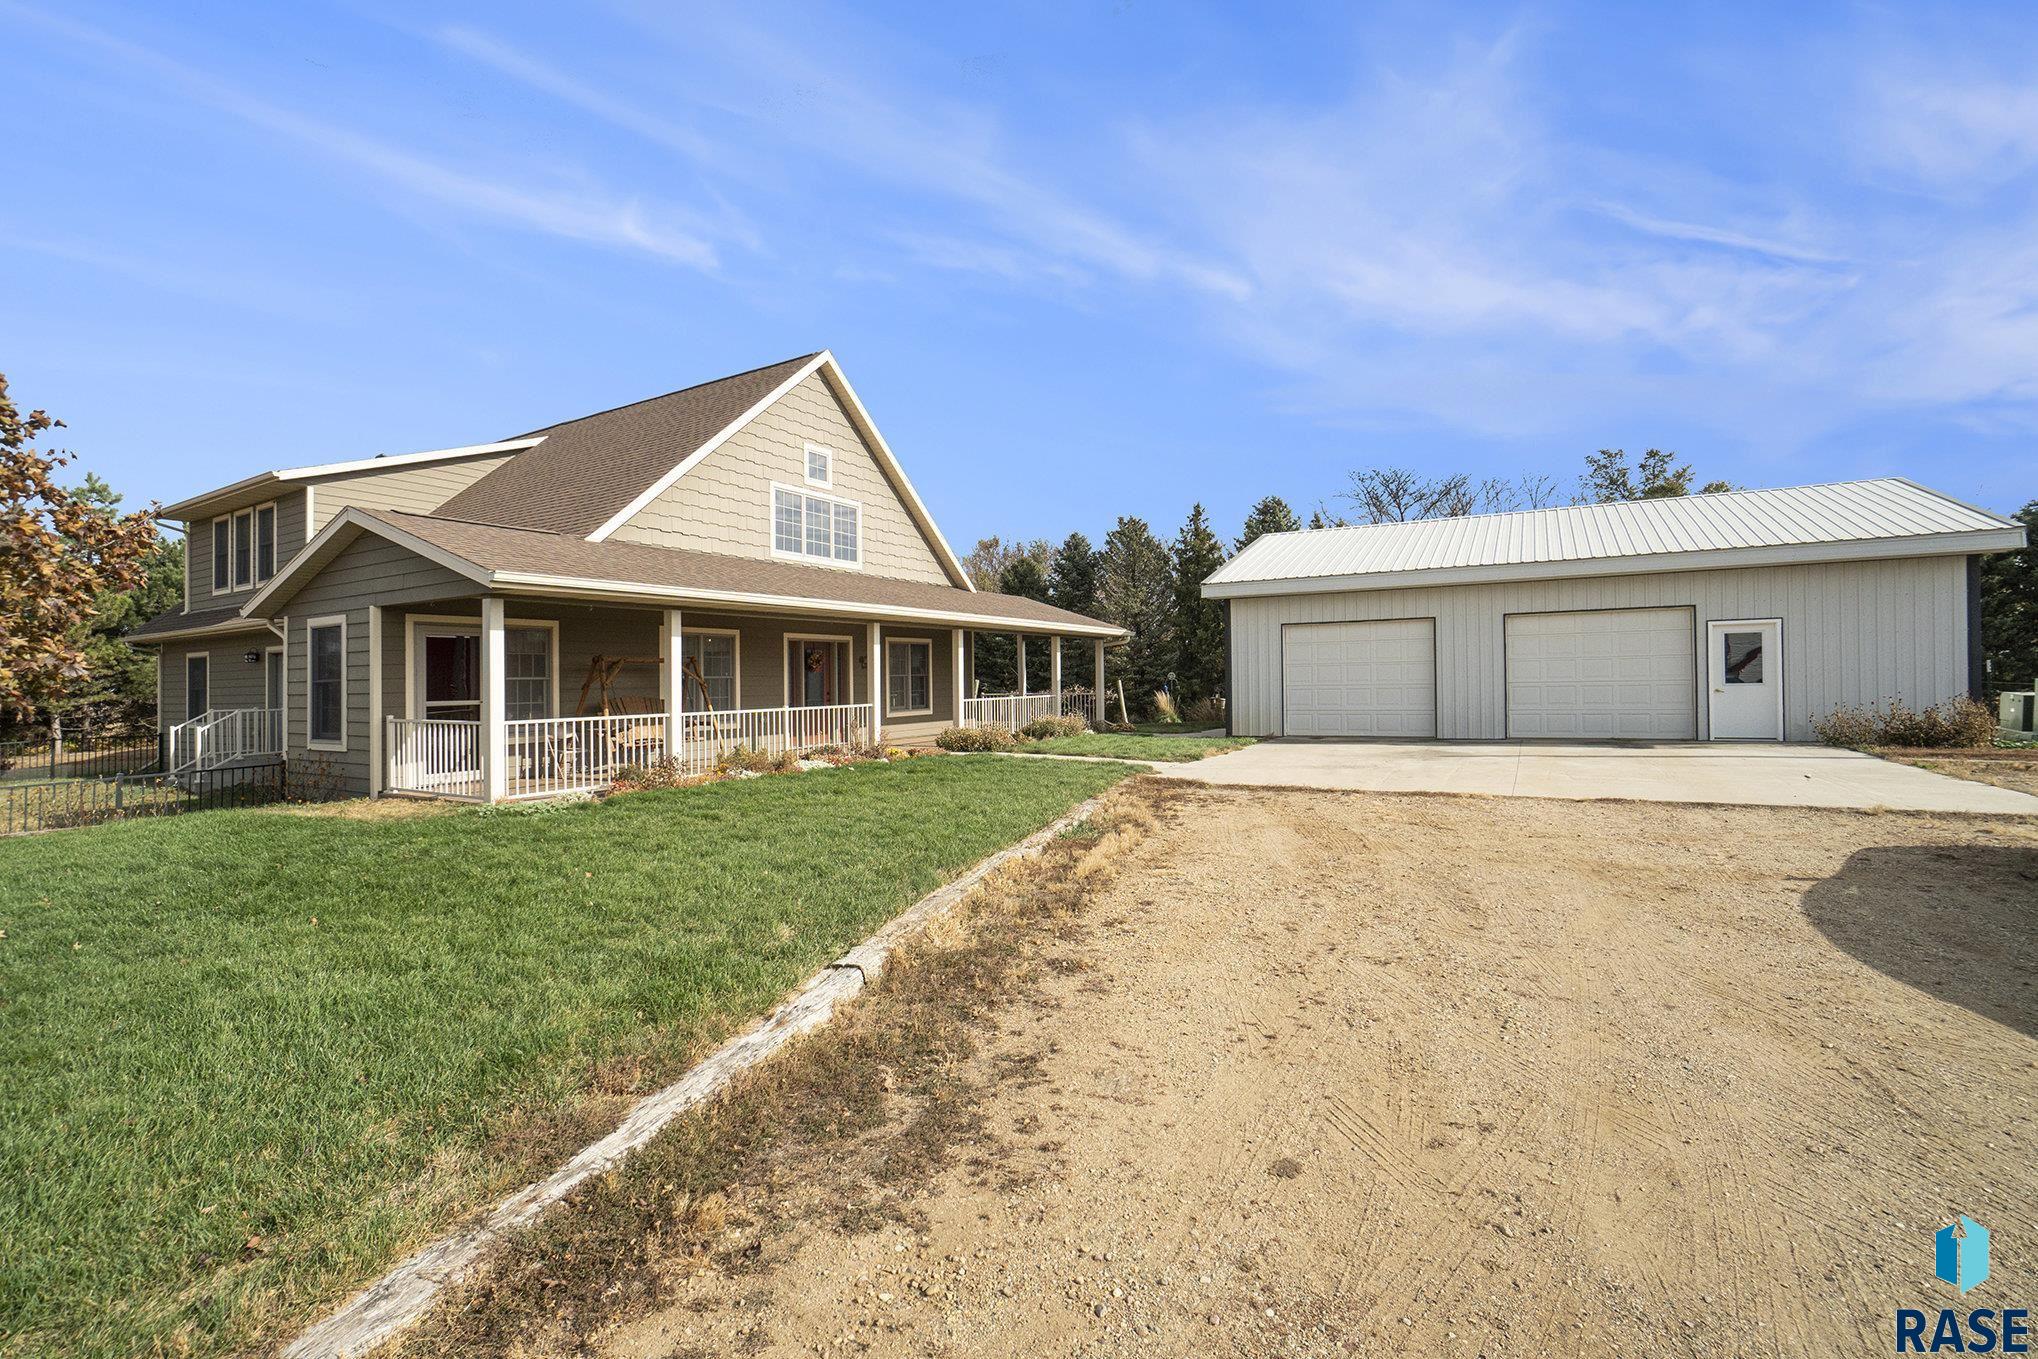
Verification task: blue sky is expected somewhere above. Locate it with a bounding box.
[6,1,2037,551]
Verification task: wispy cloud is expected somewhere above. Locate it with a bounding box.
[1591,202,1847,265]
[8,4,724,268]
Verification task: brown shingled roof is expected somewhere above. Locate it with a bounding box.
[358,510,1122,635]
[128,604,273,642]
[434,353,820,536]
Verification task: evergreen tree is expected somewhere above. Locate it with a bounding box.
[1581,448,1734,502]
[1235,495,1301,551]
[1046,532,1099,615]
[999,556,1052,690]
[1097,516,1175,714]
[1171,504,1228,703]
[1982,500,2038,699]
[1045,532,1101,692]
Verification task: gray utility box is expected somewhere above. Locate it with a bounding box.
[2002,689,2037,735]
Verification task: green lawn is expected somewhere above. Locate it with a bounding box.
[1016,731,1256,761]
[0,756,1132,1358]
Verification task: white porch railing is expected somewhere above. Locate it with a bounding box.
[383,704,877,799]
[674,703,873,776]
[962,692,1063,732]
[505,712,671,799]
[1059,689,1098,725]
[385,718,484,798]
[168,708,284,773]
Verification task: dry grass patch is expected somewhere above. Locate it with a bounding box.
[398,781,1176,1359]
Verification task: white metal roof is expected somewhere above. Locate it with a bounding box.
[1203,478,2026,599]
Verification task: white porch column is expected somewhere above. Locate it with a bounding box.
[867,620,884,748]
[952,629,967,726]
[1093,637,1107,728]
[480,596,506,802]
[367,604,384,796]
[1017,636,1028,696]
[1050,636,1062,709]
[663,607,684,762]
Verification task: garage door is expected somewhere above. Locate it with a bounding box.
[1283,619,1436,737]
[1505,608,1695,739]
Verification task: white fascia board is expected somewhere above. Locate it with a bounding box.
[488,570,1126,637]
[1200,528,2030,600]
[583,351,978,593]
[584,354,831,544]
[813,355,976,591]
[158,439,544,520]
[238,508,493,618]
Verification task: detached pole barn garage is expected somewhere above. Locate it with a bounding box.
[1204,479,2026,743]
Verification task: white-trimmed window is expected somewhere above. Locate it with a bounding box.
[307,617,346,748]
[804,442,833,487]
[255,503,277,581]
[185,653,209,721]
[886,638,932,716]
[211,518,230,591]
[679,631,738,712]
[771,484,860,566]
[232,508,253,588]
[506,626,552,722]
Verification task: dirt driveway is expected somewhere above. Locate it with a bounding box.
[570,784,2036,1358]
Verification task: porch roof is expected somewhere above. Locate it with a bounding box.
[248,507,1129,638]
[128,604,278,644]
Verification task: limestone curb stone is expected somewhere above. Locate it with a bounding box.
[282,793,1112,1359]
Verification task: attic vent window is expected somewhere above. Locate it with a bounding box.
[804,442,833,487]
[772,484,859,567]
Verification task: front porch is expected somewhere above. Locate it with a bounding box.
[367,596,1111,802]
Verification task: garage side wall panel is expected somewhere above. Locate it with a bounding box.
[1229,556,1965,740]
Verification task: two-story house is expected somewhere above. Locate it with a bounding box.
[132,352,1124,800]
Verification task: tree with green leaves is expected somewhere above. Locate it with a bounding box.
[68,474,184,734]
[1981,500,2038,699]
[1097,515,1175,715]
[1171,504,1228,702]
[1235,495,1301,550]
[1581,448,1734,503]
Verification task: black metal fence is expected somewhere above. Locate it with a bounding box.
[0,735,163,785]
[0,758,286,837]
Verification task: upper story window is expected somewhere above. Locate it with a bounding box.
[772,484,859,567]
[803,442,833,487]
[209,501,280,593]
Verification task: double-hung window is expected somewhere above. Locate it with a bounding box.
[211,518,230,591]
[255,504,277,581]
[771,484,859,566]
[679,632,737,712]
[232,509,254,589]
[505,627,551,721]
[885,639,932,716]
[308,618,345,748]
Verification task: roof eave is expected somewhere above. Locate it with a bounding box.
[157,439,545,521]
[489,571,1126,636]
[1201,527,2029,599]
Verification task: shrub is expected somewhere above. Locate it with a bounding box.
[1811,696,1997,749]
[1151,690,1182,724]
[612,757,686,791]
[1182,695,1226,728]
[1021,714,1089,740]
[715,745,798,774]
[935,725,1018,752]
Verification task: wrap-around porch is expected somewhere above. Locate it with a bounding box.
[373,596,1110,801]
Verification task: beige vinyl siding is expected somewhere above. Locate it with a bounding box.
[1228,555,1968,742]
[154,631,276,734]
[608,371,952,586]
[185,491,307,612]
[306,453,520,533]
[283,535,479,795]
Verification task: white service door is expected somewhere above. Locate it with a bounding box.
[1707,619,1783,740]
[1505,608,1696,739]
[1283,619,1436,737]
